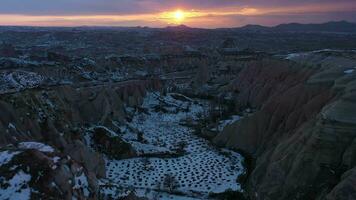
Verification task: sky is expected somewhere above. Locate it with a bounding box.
[0,0,355,28]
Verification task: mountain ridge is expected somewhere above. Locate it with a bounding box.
[1,21,356,33]
[236,21,356,32]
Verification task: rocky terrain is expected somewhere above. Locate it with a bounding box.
[0,23,355,200]
[215,50,356,200]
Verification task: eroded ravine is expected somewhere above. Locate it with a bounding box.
[99,92,245,199]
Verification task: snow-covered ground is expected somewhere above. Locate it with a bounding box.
[212,115,241,132]
[100,92,245,199]
[0,170,32,200]
[0,151,34,200]
[18,142,55,153]
[285,49,356,61]
[0,70,44,93]
[0,150,21,167]
[344,68,355,74]
[73,172,90,198]
[0,143,55,200]
[0,142,90,200]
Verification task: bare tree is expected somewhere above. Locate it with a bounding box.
[163,174,179,193]
[137,131,144,142]
[176,141,187,154]
[142,157,152,171]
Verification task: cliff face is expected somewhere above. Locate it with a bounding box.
[0,79,161,145]
[0,79,161,199]
[214,57,356,199]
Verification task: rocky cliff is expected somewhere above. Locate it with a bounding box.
[214,55,356,199]
[0,78,161,199]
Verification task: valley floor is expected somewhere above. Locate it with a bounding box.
[99,92,245,199]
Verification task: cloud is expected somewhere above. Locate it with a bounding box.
[1,0,355,15]
[0,0,355,27]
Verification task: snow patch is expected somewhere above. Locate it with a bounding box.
[0,151,21,167]
[0,170,31,200]
[0,70,44,94]
[73,172,90,197]
[344,69,354,74]
[18,142,55,153]
[212,115,241,132]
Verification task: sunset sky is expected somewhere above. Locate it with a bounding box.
[0,0,356,28]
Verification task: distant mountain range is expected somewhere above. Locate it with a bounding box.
[1,21,356,33]
[165,21,356,33]
[239,21,356,33]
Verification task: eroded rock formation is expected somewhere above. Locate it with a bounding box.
[214,57,356,199]
[0,78,161,199]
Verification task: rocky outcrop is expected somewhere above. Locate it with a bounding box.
[0,78,161,199]
[214,60,333,153]
[0,79,161,146]
[326,167,356,200]
[91,126,136,159]
[64,140,106,178]
[0,146,97,200]
[214,58,356,199]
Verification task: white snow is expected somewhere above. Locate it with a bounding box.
[0,170,31,200]
[18,142,55,153]
[0,71,44,94]
[0,151,21,167]
[129,141,171,155]
[344,69,354,74]
[100,92,244,199]
[52,156,60,163]
[285,53,305,60]
[120,92,207,155]
[73,172,90,197]
[90,126,119,137]
[8,123,16,130]
[212,115,241,132]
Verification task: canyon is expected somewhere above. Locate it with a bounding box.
[0,23,355,200]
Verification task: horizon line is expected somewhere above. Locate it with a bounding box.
[0,20,355,30]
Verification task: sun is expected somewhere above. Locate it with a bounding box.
[173,10,185,23]
[159,9,190,24]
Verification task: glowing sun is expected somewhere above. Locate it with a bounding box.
[159,9,193,24]
[173,10,185,23]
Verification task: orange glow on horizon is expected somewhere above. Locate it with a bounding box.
[0,7,266,27]
[0,3,355,27]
